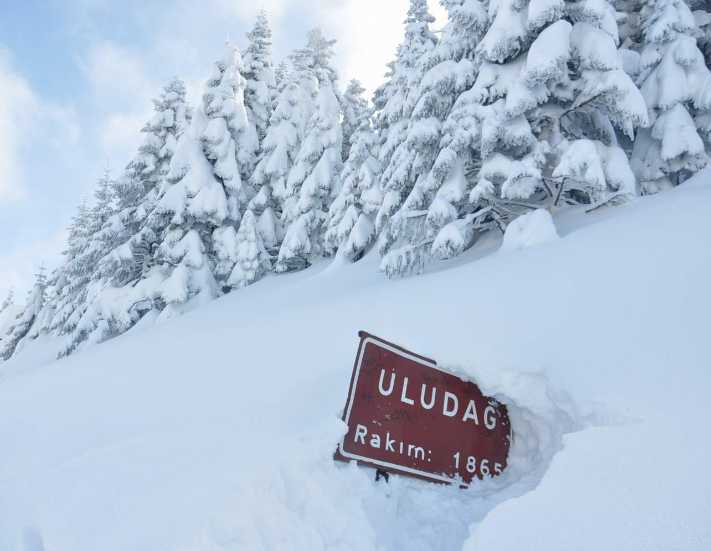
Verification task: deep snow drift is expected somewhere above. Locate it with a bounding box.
[1,177,710,551]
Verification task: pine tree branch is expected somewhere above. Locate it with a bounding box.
[497,199,540,211]
[127,298,153,315]
[554,178,566,207]
[560,92,605,120]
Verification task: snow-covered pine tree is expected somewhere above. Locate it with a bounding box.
[0,289,13,314]
[0,289,15,351]
[372,60,396,115]
[152,44,253,319]
[275,29,343,272]
[249,57,311,255]
[55,81,192,356]
[374,0,438,244]
[422,0,647,269]
[105,79,190,289]
[631,0,711,194]
[273,61,289,98]
[227,210,271,288]
[614,0,646,99]
[324,107,383,261]
[615,0,644,46]
[246,178,280,256]
[0,267,46,361]
[688,0,711,65]
[204,45,258,203]
[13,170,120,362]
[56,172,122,356]
[243,11,276,148]
[24,268,59,342]
[43,201,92,337]
[341,79,369,161]
[49,172,117,345]
[379,0,488,276]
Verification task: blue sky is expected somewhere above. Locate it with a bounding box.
[0,0,447,300]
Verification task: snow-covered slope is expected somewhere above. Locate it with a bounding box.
[1,177,710,551]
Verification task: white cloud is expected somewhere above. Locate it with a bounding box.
[100,111,147,154]
[77,1,447,119]
[41,105,82,149]
[0,46,83,301]
[0,49,38,203]
[82,41,156,162]
[217,0,291,19]
[83,41,155,106]
[331,0,447,93]
[0,228,67,301]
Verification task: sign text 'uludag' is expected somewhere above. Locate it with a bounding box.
[335,332,511,485]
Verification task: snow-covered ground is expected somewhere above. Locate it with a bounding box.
[1,177,710,551]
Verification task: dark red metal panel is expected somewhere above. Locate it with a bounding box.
[335,332,511,485]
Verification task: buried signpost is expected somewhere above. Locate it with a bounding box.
[335,332,512,485]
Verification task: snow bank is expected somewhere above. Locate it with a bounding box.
[501,208,559,252]
[469,425,711,551]
[1,179,711,550]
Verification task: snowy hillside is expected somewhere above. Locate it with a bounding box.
[1,176,710,551]
[9,0,711,366]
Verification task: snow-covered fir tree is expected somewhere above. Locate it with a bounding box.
[273,61,289,96]
[228,210,271,288]
[55,82,191,356]
[341,79,369,161]
[614,0,646,97]
[688,0,711,65]
[631,0,711,193]
[0,289,15,351]
[153,44,253,318]
[275,29,343,272]
[43,201,92,337]
[615,0,644,46]
[0,289,13,314]
[250,56,312,255]
[243,11,276,147]
[0,267,46,361]
[374,0,438,245]
[23,269,59,343]
[246,176,281,256]
[379,0,488,276]
[325,106,383,261]
[205,45,259,200]
[49,172,117,346]
[56,172,121,356]
[105,79,190,289]
[406,0,649,277]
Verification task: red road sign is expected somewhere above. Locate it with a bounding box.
[335,332,511,485]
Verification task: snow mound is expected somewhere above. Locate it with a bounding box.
[501,208,559,252]
[179,368,580,551]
